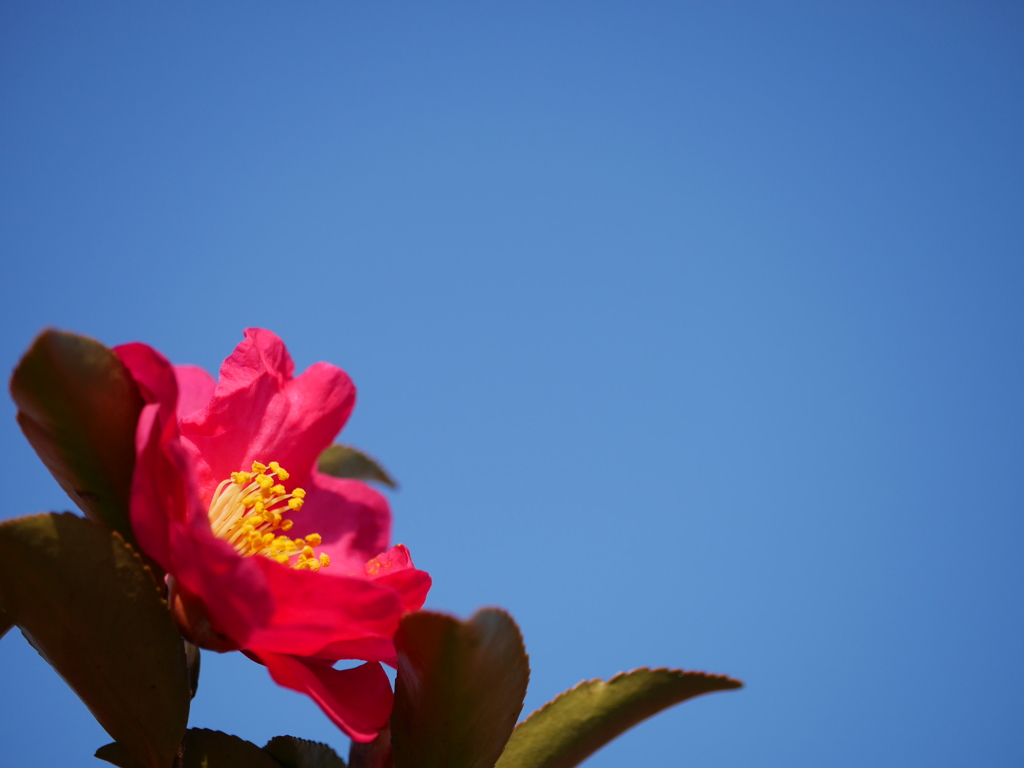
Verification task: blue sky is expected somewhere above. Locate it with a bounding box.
[1,2,1022,765]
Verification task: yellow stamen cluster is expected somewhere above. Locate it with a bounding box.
[207,461,328,572]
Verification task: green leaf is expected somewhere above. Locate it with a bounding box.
[10,330,145,546]
[391,609,530,768]
[265,735,347,768]
[0,513,189,768]
[181,730,282,768]
[318,445,397,488]
[348,727,392,768]
[494,668,743,768]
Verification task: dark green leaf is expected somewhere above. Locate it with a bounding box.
[0,513,189,768]
[265,735,347,768]
[318,445,397,489]
[494,668,742,768]
[348,727,392,768]
[182,729,282,768]
[10,330,145,545]
[392,609,530,768]
[0,608,13,641]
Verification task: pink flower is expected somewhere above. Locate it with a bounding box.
[114,329,430,742]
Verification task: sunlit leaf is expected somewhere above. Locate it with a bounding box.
[265,735,347,768]
[318,445,397,488]
[494,668,742,768]
[0,513,189,768]
[10,330,144,545]
[392,609,530,768]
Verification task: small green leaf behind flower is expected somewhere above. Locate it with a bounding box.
[318,445,398,489]
[391,609,530,768]
[0,513,190,768]
[494,668,743,768]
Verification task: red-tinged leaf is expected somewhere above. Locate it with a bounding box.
[10,330,144,545]
[392,609,530,768]
[0,513,189,768]
[318,445,398,489]
[494,668,743,768]
[265,735,347,768]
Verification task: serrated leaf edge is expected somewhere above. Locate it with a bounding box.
[512,666,742,728]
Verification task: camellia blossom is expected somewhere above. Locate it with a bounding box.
[114,329,430,742]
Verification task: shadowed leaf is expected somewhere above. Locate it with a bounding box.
[348,726,392,768]
[182,730,282,768]
[0,513,189,768]
[392,609,530,768]
[494,668,742,768]
[95,742,146,768]
[265,735,347,768]
[10,330,144,545]
[185,640,201,699]
[318,445,397,488]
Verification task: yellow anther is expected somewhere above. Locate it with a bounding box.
[256,474,274,492]
[288,498,304,511]
[231,471,252,485]
[293,538,304,548]
[269,462,289,480]
[302,545,315,558]
[251,461,267,474]
[308,559,321,572]
[292,488,306,499]
[271,484,286,496]
[242,495,258,508]
[305,533,322,547]
[319,553,330,568]
[262,533,275,545]
[275,554,290,564]
[253,500,265,514]
[280,519,294,531]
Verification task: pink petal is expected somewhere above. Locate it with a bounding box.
[367,549,432,613]
[243,556,405,656]
[174,364,216,421]
[255,654,393,742]
[179,328,356,500]
[288,474,392,573]
[115,342,188,569]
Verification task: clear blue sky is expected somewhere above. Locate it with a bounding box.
[1,2,1022,766]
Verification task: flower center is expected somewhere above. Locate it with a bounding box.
[207,460,330,572]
